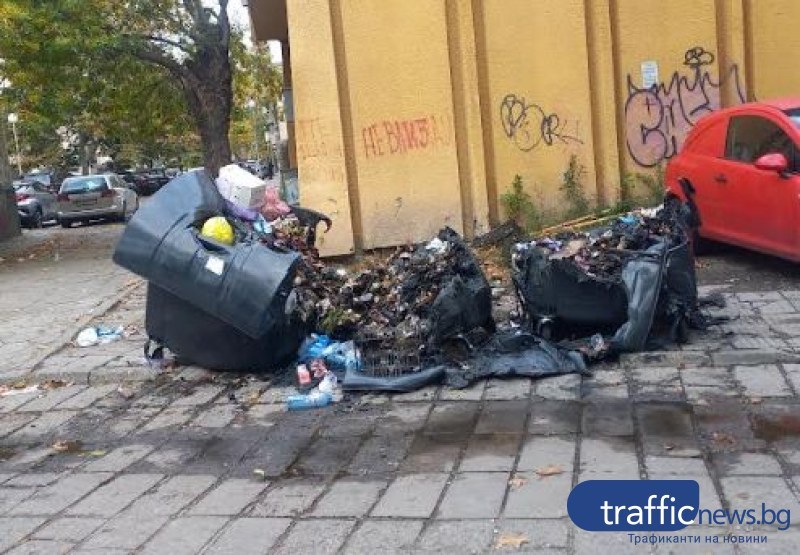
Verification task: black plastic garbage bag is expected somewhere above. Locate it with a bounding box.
[444,332,589,389]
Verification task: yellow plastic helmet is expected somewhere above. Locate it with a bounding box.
[200,216,235,245]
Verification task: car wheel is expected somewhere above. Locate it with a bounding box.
[60,219,72,229]
[30,209,44,229]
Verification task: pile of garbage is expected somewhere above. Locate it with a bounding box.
[112,167,716,404]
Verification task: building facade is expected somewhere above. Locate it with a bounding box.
[247,0,800,256]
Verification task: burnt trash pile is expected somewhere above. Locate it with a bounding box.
[112,167,716,399]
[511,196,716,355]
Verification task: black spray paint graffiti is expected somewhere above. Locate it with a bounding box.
[625,46,747,167]
[500,94,583,152]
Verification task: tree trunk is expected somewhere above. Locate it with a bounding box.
[182,43,232,177]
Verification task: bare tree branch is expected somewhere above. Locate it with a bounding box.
[143,34,194,53]
[130,45,196,86]
[181,0,205,24]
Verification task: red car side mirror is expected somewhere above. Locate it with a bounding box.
[754,153,789,173]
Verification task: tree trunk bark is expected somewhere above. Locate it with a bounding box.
[182,43,232,177]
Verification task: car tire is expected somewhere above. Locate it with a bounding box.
[31,209,44,229]
[60,219,72,229]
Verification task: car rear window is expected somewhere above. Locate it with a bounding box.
[61,176,108,194]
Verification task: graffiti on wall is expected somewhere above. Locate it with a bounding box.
[295,117,346,186]
[361,114,453,159]
[500,94,583,152]
[625,46,746,167]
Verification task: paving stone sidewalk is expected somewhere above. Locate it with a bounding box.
[2,288,800,553]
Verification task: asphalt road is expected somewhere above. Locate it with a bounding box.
[696,241,800,292]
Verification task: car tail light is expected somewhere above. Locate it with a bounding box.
[57,193,69,202]
[15,193,30,202]
[101,188,114,198]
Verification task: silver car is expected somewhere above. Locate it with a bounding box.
[57,174,139,228]
[13,180,58,228]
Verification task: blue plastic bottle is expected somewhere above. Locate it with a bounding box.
[286,391,333,411]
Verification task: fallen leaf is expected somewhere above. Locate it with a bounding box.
[85,450,107,457]
[494,532,529,549]
[508,476,528,489]
[52,440,83,453]
[535,464,564,478]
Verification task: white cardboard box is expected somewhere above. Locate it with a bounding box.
[216,164,267,209]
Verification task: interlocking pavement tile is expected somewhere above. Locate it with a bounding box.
[10,473,111,516]
[733,365,792,397]
[484,378,532,400]
[0,487,36,515]
[311,479,385,517]
[459,434,520,472]
[272,519,355,555]
[533,374,581,400]
[371,473,448,518]
[347,434,413,475]
[494,519,569,550]
[128,475,217,516]
[5,539,73,554]
[250,479,325,517]
[720,476,797,511]
[417,520,495,553]
[18,386,86,413]
[424,402,479,435]
[83,444,155,473]
[169,385,224,407]
[582,401,634,437]
[67,474,162,517]
[475,400,529,434]
[189,479,268,516]
[291,436,361,476]
[32,517,104,542]
[0,517,47,551]
[529,400,581,435]
[517,435,577,472]
[713,452,783,476]
[138,407,194,433]
[8,411,76,441]
[139,516,228,555]
[55,385,116,410]
[503,472,571,518]
[579,437,639,476]
[373,404,430,435]
[0,413,37,438]
[342,519,423,555]
[437,471,509,518]
[645,456,708,477]
[190,404,239,428]
[204,517,291,555]
[0,391,41,414]
[400,434,464,473]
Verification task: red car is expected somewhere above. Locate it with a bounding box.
[666,98,800,261]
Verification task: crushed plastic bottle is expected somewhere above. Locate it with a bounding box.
[286,390,332,411]
[321,340,360,372]
[76,325,124,347]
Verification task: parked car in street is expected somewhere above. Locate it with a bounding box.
[13,180,58,228]
[56,174,139,228]
[21,170,60,193]
[142,168,171,191]
[667,98,800,261]
[119,170,153,196]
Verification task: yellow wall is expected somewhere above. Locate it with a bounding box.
[746,0,800,99]
[337,0,462,250]
[479,0,597,218]
[285,0,355,255]
[255,0,800,255]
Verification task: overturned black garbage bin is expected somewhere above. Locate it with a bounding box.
[113,170,305,372]
[512,199,699,352]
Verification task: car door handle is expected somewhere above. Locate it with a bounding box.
[714,174,728,184]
